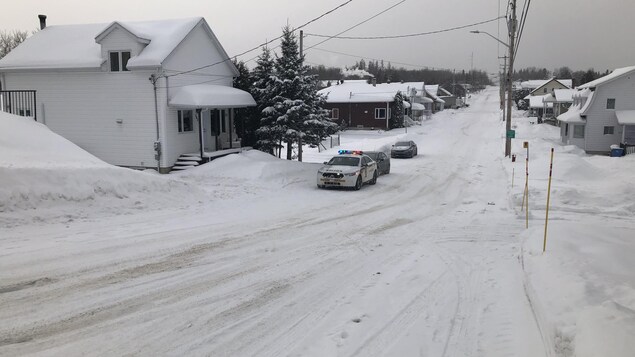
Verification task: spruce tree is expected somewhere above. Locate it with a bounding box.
[270,25,338,160]
[253,46,283,155]
[391,91,405,129]
[232,59,258,147]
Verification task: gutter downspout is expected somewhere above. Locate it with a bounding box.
[150,74,161,172]
[386,102,389,129]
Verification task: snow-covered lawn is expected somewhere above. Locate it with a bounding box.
[1,88,633,356]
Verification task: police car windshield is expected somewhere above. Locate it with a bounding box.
[395,142,410,146]
[328,157,360,166]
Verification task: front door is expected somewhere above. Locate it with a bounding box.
[624,125,635,145]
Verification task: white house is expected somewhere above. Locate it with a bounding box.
[0,16,255,173]
[557,66,635,154]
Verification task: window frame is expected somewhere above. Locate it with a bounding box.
[606,98,615,110]
[603,126,615,135]
[375,108,387,120]
[573,124,585,139]
[177,110,194,133]
[109,51,131,72]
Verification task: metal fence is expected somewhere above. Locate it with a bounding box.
[0,90,37,120]
[318,134,341,152]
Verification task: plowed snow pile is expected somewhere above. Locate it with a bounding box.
[0,112,202,226]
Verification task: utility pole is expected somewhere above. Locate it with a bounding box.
[499,55,508,116]
[298,30,304,162]
[505,0,517,157]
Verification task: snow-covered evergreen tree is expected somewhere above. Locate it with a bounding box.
[391,91,405,129]
[269,25,338,160]
[232,59,258,147]
[253,46,283,155]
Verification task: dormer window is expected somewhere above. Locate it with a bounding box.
[110,51,130,72]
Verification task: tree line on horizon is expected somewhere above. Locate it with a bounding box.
[308,59,492,91]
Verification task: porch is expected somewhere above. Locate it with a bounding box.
[168,83,256,168]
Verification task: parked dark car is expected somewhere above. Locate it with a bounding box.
[391,140,418,158]
[365,151,390,175]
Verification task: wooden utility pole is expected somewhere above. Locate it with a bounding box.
[505,0,517,157]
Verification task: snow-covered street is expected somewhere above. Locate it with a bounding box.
[2,87,634,356]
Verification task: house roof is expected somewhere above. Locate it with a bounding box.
[554,89,575,102]
[318,82,396,103]
[529,95,553,108]
[557,107,585,123]
[528,78,572,95]
[0,18,214,71]
[169,84,255,109]
[615,110,635,125]
[578,66,635,89]
[521,78,572,90]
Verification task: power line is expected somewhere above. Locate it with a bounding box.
[164,0,354,78]
[305,16,503,40]
[304,0,407,51]
[514,0,531,61]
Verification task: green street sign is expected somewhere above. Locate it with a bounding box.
[506,130,516,138]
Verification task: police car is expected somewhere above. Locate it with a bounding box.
[317,150,378,190]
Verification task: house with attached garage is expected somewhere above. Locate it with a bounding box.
[557,66,635,155]
[0,15,255,173]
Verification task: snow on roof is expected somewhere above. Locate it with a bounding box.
[615,110,635,125]
[521,78,572,90]
[0,24,106,69]
[578,66,635,89]
[438,87,453,96]
[0,18,202,70]
[411,102,426,111]
[557,105,585,123]
[318,82,395,103]
[169,84,256,108]
[554,89,575,102]
[115,18,201,69]
[529,94,553,108]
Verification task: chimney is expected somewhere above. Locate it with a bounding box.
[38,14,47,30]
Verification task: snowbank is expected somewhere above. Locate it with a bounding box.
[506,114,635,355]
[0,113,202,226]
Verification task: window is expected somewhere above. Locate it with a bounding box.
[331,108,339,119]
[564,123,569,137]
[375,108,386,119]
[573,125,585,138]
[603,126,615,135]
[543,88,548,93]
[221,110,226,133]
[110,51,131,72]
[177,110,193,133]
[606,98,615,109]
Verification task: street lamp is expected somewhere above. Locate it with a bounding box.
[470,29,515,157]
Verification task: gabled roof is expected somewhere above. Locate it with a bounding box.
[529,78,572,95]
[578,66,635,89]
[521,78,572,90]
[0,17,232,72]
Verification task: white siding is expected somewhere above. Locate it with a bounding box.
[583,75,635,153]
[3,70,158,168]
[98,27,146,72]
[160,22,237,164]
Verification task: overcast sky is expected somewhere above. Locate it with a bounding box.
[3,0,634,75]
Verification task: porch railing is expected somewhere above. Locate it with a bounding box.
[0,90,37,120]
